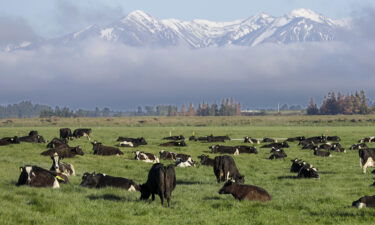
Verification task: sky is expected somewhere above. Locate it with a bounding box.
[0,1,375,110]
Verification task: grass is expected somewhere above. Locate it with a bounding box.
[0,119,374,225]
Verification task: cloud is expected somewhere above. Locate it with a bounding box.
[0,16,39,46]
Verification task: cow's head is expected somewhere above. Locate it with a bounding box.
[50,153,61,172]
[80,172,100,188]
[139,184,151,200]
[235,175,245,184]
[71,146,84,155]
[37,135,46,143]
[16,166,34,186]
[218,180,235,194]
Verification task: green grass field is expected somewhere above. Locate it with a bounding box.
[0,117,374,225]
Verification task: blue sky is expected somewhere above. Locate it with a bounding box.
[1,0,374,37]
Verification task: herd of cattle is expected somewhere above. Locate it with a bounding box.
[1,129,375,208]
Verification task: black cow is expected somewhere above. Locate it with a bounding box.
[210,145,239,155]
[236,146,258,154]
[73,128,92,140]
[50,152,75,176]
[207,135,231,142]
[313,148,332,157]
[297,165,319,178]
[219,180,271,201]
[350,143,368,150]
[352,195,375,208]
[19,134,46,143]
[80,172,139,191]
[213,155,244,184]
[189,136,197,141]
[0,136,20,146]
[359,148,375,173]
[198,155,215,167]
[140,163,176,207]
[159,150,177,160]
[28,131,39,136]
[269,148,287,160]
[261,142,289,149]
[290,158,305,173]
[286,136,305,142]
[163,135,185,141]
[92,142,123,156]
[60,128,73,140]
[326,136,341,141]
[243,137,260,144]
[262,137,276,143]
[41,146,84,158]
[16,165,64,188]
[116,137,147,146]
[46,138,68,149]
[305,135,327,143]
[159,141,187,147]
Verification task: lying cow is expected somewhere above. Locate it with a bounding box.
[73,128,92,140]
[327,136,341,141]
[262,137,277,143]
[213,155,244,183]
[16,165,64,188]
[350,143,368,150]
[243,136,260,144]
[60,128,73,140]
[286,136,305,142]
[175,157,195,167]
[117,137,147,146]
[219,180,271,202]
[359,148,375,173]
[80,172,138,191]
[261,142,289,149]
[19,133,46,143]
[140,163,176,207]
[352,195,375,208]
[297,164,319,178]
[236,146,258,154]
[269,148,287,160]
[46,138,69,149]
[41,146,84,158]
[305,135,327,144]
[159,141,187,147]
[50,153,75,176]
[319,143,345,152]
[198,154,215,167]
[359,136,375,143]
[313,148,332,157]
[210,145,239,155]
[92,142,123,156]
[290,158,305,173]
[0,136,20,146]
[134,151,159,163]
[163,135,185,141]
[159,150,190,161]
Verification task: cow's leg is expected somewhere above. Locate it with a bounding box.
[151,194,155,201]
[362,158,375,173]
[159,193,164,206]
[167,197,171,207]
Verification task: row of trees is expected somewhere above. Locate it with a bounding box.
[0,101,52,118]
[307,91,371,115]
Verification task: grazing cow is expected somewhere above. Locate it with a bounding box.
[46,138,68,149]
[210,145,239,155]
[269,148,287,160]
[313,148,332,157]
[163,135,185,141]
[359,148,375,173]
[59,128,73,140]
[80,172,138,191]
[262,137,276,143]
[116,137,147,146]
[16,166,61,188]
[352,195,375,208]
[134,151,159,163]
[50,153,75,176]
[286,136,305,142]
[219,180,271,202]
[198,154,215,167]
[0,136,20,146]
[91,142,123,156]
[41,146,84,158]
[236,146,258,154]
[297,165,319,178]
[261,142,289,149]
[140,163,176,207]
[290,158,305,173]
[327,136,341,141]
[175,157,195,167]
[73,128,92,140]
[359,136,375,143]
[213,155,244,184]
[159,141,187,147]
[243,137,260,144]
[19,134,46,143]
[350,143,368,150]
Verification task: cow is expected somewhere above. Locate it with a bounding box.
[159,150,177,160]
[91,142,123,156]
[262,137,276,143]
[175,157,195,167]
[213,155,244,184]
[359,136,375,143]
[218,180,271,202]
[118,141,136,147]
[243,137,260,144]
[236,146,258,154]
[207,135,230,142]
[261,142,289,149]
[286,136,305,142]
[80,172,138,191]
[305,135,327,143]
[140,163,176,207]
[350,143,368,150]
[59,128,73,140]
[290,158,305,173]
[269,148,287,160]
[19,134,46,143]
[359,148,375,173]
[352,195,375,209]
[313,148,332,157]
[159,141,187,147]
[319,143,345,152]
[163,135,185,141]
[116,137,147,146]
[134,151,159,163]
[41,146,84,158]
[16,165,62,188]
[297,165,319,178]
[0,136,20,146]
[46,138,69,149]
[50,152,75,176]
[327,136,341,141]
[28,130,39,136]
[198,154,215,167]
[73,128,92,140]
[210,145,239,155]
[189,136,197,141]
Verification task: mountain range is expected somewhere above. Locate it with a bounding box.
[4,8,349,51]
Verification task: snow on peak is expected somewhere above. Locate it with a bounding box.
[288,8,325,23]
[124,10,155,21]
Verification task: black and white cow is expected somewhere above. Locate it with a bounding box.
[80,172,139,191]
[243,136,260,144]
[269,148,287,160]
[19,133,46,143]
[262,137,276,143]
[359,148,375,173]
[210,145,239,155]
[290,158,305,173]
[305,135,327,143]
[140,163,176,207]
[236,146,258,154]
[286,136,305,142]
[313,148,332,157]
[326,136,341,141]
[16,166,61,188]
[359,136,375,143]
[261,142,289,149]
[297,164,319,178]
[163,135,185,141]
[50,153,75,176]
[352,195,375,208]
[159,141,187,147]
[117,137,147,146]
[46,138,69,149]
[175,157,196,167]
[213,155,244,184]
[134,151,159,163]
[73,128,92,140]
[59,128,73,140]
[92,142,123,156]
[0,136,20,146]
[350,143,368,150]
[319,143,345,152]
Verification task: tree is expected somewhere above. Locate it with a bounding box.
[307,98,319,115]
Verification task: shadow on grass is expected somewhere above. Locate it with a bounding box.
[318,171,337,174]
[202,196,222,201]
[277,175,298,179]
[176,180,211,185]
[87,194,132,202]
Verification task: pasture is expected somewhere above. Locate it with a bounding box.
[0,118,374,225]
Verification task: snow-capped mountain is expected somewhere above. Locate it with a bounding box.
[4,9,348,51]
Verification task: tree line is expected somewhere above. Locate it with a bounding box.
[307,90,372,115]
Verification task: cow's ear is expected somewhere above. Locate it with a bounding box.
[19,167,23,172]
[31,172,36,177]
